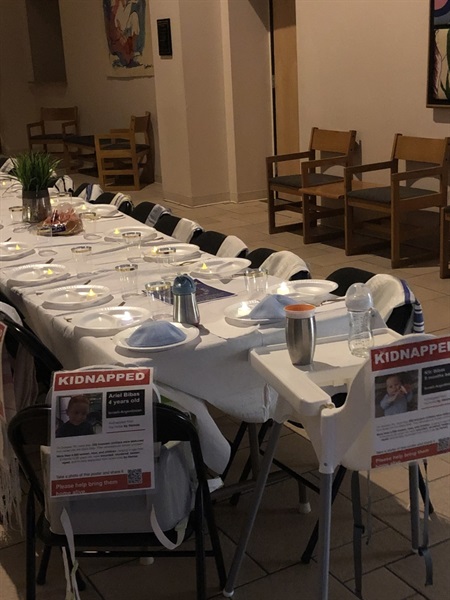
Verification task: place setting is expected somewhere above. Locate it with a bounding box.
[188,257,251,280]
[0,241,35,261]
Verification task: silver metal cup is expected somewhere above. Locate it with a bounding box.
[285,304,317,366]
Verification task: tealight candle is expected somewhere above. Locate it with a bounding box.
[237,302,250,317]
[14,244,21,251]
[201,262,209,270]
[45,268,54,276]
[277,281,290,295]
[113,228,121,235]
[120,310,133,322]
[86,288,97,299]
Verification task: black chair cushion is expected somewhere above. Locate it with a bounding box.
[132,202,157,223]
[30,133,64,141]
[347,186,436,204]
[194,232,227,255]
[246,248,276,269]
[269,172,342,189]
[100,142,150,153]
[64,135,96,147]
[154,214,180,236]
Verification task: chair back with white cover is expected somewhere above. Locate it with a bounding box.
[365,274,424,334]
[260,250,310,281]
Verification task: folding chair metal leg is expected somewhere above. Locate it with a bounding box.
[301,465,347,564]
[351,471,364,599]
[409,462,420,552]
[36,545,52,584]
[223,421,283,598]
[26,491,36,600]
[194,486,206,600]
[221,421,248,482]
[419,466,434,515]
[203,480,227,588]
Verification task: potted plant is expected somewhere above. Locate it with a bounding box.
[11,151,60,223]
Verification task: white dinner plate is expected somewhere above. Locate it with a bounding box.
[189,257,251,279]
[268,279,338,304]
[224,300,284,327]
[41,285,113,310]
[0,241,34,261]
[104,225,158,243]
[143,243,201,263]
[113,322,200,353]
[7,263,68,287]
[77,204,119,217]
[72,306,150,336]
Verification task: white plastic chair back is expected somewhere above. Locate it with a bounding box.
[319,334,436,473]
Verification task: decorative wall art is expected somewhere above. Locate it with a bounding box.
[103,0,154,78]
[427,0,450,106]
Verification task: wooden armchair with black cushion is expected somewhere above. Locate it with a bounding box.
[267,127,357,242]
[27,107,78,157]
[95,112,153,191]
[345,134,450,268]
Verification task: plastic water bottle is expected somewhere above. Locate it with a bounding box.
[345,283,374,357]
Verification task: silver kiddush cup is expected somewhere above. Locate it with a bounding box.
[285,304,317,366]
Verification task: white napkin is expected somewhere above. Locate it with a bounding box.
[216,235,248,258]
[248,294,297,319]
[172,218,201,243]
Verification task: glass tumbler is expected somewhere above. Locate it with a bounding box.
[115,263,139,296]
[122,231,142,261]
[244,268,268,299]
[81,211,100,239]
[71,245,93,275]
[9,206,24,224]
[145,280,173,320]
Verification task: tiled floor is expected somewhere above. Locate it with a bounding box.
[1,177,449,599]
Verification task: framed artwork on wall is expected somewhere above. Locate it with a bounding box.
[427,0,450,107]
[103,0,154,78]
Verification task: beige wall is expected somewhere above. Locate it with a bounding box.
[151,0,272,206]
[0,0,160,179]
[1,1,449,200]
[296,0,450,180]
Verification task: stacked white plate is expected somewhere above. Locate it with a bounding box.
[143,243,201,263]
[41,285,113,310]
[7,263,68,287]
[104,225,158,243]
[0,241,34,261]
[71,306,150,336]
[189,257,250,279]
[268,279,338,305]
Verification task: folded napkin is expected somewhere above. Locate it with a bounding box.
[128,321,187,347]
[248,294,297,320]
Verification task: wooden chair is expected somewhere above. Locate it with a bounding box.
[440,206,450,278]
[345,134,450,268]
[95,112,153,191]
[27,107,78,156]
[266,127,357,243]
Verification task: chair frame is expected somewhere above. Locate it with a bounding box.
[440,206,450,278]
[345,134,450,268]
[267,127,357,243]
[27,107,78,156]
[95,112,153,191]
[8,403,226,600]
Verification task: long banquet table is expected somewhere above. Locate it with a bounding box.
[0,189,391,599]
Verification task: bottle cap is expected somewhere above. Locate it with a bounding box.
[172,274,196,296]
[345,283,373,311]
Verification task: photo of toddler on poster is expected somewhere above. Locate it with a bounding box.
[375,370,419,418]
[55,393,102,438]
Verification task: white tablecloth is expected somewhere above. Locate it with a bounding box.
[0,191,384,472]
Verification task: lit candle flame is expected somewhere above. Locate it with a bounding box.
[237,302,250,317]
[15,244,21,250]
[45,268,54,275]
[277,282,290,295]
[114,228,121,235]
[121,311,133,322]
[201,262,209,270]
[86,288,97,298]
